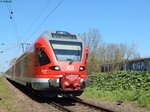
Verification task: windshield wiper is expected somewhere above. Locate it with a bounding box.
[66,58,74,64]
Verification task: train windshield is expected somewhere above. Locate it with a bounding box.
[50,41,82,62]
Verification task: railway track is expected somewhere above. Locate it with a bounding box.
[48,97,114,112]
[7,79,114,112]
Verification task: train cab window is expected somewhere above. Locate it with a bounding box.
[39,48,50,66]
[50,41,82,61]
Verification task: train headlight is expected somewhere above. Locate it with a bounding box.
[55,66,60,70]
[49,66,60,71]
[79,66,86,71]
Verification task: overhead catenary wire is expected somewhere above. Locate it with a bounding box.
[7,3,21,45]
[25,0,64,42]
[22,0,52,41]
[6,3,29,53]
[0,43,18,45]
[0,45,19,54]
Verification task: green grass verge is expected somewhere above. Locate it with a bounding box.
[0,76,17,112]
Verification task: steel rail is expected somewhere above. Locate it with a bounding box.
[49,101,74,112]
[72,97,114,112]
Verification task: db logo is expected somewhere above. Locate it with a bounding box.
[66,65,74,71]
[41,69,47,74]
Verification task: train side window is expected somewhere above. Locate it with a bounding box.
[39,48,50,66]
[22,57,28,68]
[35,48,39,66]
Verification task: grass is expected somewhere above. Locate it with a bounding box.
[82,87,150,107]
[0,76,17,112]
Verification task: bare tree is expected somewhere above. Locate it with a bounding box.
[80,28,103,74]
[103,42,140,62]
[117,42,141,60]
[81,28,103,54]
[80,28,141,73]
[102,42,141,71]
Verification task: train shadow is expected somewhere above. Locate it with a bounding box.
[6,78,78,106]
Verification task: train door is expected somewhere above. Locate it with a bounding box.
[34,43,41,76]
[35,43,51,76]
[38,46,51,76]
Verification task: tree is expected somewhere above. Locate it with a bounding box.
[80,28,141,73]
[99,42,141,71]
[80,28,103,74]
[122,42,140,60]
[81,28,103,53]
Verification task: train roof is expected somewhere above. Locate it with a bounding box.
[40,30,83,42]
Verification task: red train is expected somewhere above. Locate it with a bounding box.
[5,31,89,96]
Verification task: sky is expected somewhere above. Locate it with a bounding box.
[0,0,150,72]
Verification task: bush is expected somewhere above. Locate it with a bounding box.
[84,71,150,107]
[89,71,150,91]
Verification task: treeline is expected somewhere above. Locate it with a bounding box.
[79,28,140,74]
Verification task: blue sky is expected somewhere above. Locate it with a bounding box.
[0,0,150,72]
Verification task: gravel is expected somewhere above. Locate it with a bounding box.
[5,79,61,112]
[80,97,150,112]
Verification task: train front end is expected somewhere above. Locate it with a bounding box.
[33,31,89,96]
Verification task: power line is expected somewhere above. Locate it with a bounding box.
[6,2,26,54]
[22,0,52,41]
[0,45,18,54]
[7,3,21,45]
[25,0,64,42]
[0,43,18,45]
